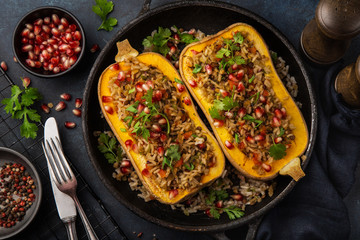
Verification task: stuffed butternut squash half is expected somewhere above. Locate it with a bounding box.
[179,23,308,181]
[98,40,225,204]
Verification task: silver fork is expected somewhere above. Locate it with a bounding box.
[42,137,99,240]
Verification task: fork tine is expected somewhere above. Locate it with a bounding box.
[48,138,71,181]
[42,141,62,185]
[54,136,76,180]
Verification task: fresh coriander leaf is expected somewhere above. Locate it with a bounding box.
[233,56,246,65]
[142,128,150,140]
[174,78,183,84]
[215,189,229,200]
[162,145,181,169]
[99,17,117,31]
[21,87,41,107]
[120,128,127,132]
[185,163,194,171]
[269,143,287,160]
[97,133,121,164]
[142,36,153,48]
[243,114,263,127]
[192,64,202,74]
[209,106,224,120]
[206,190,217,205]
[279,127,285,137]
[126,105,138,113]
[123,116,133,126]
[162,156,171,169]
[235,133,240,144]
[216,48,231,58]
[180,33,199,44]
[271,51,278,62]
[142,88,153,106]
[254,92,260,104]
[128,88,136,94]
[248,75,255,83]
[92,0,118,32]
[210,208,221,219]
[233,32,244,44]
[1,85,22,116]
[20,119,38,139]
[191,134,198,138]
[158,45,170,56]
[221,96,239,111]
[223,206,244,220]
[213,99,225,111]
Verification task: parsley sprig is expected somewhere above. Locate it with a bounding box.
[269,140,287,160]
[242,114,263,128]
[162,145,182,169]
[209,95,239,120]
[92,0,118,31]
[1,84,42,139]
[216,32,246,71]
[97,133,123,164]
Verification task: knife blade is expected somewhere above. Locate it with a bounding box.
[44,117,78,240]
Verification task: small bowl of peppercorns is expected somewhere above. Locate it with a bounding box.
[13,6,85,78]
[0,147,42,239]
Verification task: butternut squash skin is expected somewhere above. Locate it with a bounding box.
[98,50,225,204]
[179,23,309,181]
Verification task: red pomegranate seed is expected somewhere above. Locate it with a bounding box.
[60,93,71,101]
[152,124,161,133]
[125,139,133,149]
[63,59,70,69]
[13,56,18,63]
[65,33,72,42]
[117,71,125,81]
[259,95,267,103]
[150,131,160,139]
[35,35,43,44]
[52,14,60,25]
[169,189,178,199]
[104,105,113,114]
[60,18,69,27]
[102,96,113,102]
[34,45,40,55]
[183,96,191,105]
[69,40,80,48]
[42,25,51,33]
[42,50,50,60]
[160,133,167,142]
[176,83,185,92]
[238,108,247,118]
[228,73,237,82]
[220,89,230,97]
[262,163,272,172]
[154,90,163,101]
[143,107,150,114]
[28,32,35,39]
[281,107,287,118]
[272,116,281,127]
[157,146,164,156]
[58,44,70,52]
[48,63,54,71]
[75,98,82,108]
[255,107,264,118]
[69,55,77,65]
[255,135,265,141]
[21,37,29,44]
[274,137,283,144]
[225,140,234,149]
[72,109,81,117]
[232,63,238,70]
[205,209,212,217]
[169,46,176,55]
[137,103,145,113]
[188,28,196,35]
[43,17,50,24]
[21,28,30,37]
[142,168,151,177]
[145,80,154,89]
[22,77,31,88]
[120,167,131,175]
[90,44,99,53]
[236,69,245,80]
[53,66,60,73]
[197,143,206,150]
[34,61,42,68]
[246,135,255,144]
[69,24,77,31]
[131,142,139,153]
[120,160,131,168]
[55,101,66,111]
[188,79,197,88]
[34,18,43,26]
[58,24,65,32]
[215,200,223,208]
[142,83,150,91]
[237,81,245,92]
[1,61,8,71]
[274,108,283,119]
[25,23,33,30]
[51,27,60,37]
[22,44,33,52]
[224,111,234,118]
[25,59,35,67]
[135,83,143,92]
[41,104,50,113]
[110,63,120,71]
[191,49,199,55]
[158,118,167,125]
[33,25,41,35]
[213,119,224,127]
[231,194,243,201]
[174,33,180,43]
[204,64,213,74]
[64,121,76,129]
[50,57,59,66]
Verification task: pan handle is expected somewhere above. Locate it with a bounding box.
[138,0,152,16]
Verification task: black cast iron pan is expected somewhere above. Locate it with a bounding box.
[82,0,317,238]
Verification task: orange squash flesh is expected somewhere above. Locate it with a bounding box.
[98,47,225,204]
[179,23,309,181]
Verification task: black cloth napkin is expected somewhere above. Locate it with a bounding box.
[256,63,360,240]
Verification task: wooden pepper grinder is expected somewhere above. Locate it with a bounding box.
[301,0,360,65]
[335,55,360,108]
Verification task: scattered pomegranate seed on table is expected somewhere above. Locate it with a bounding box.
[60,93,71,101]
[22,77,31,88]
[1,61,8,71]
[64,121,76,129]
[72,108,81,117]
[75,98,82,108]
[90,44,99,53]
[41,104,50,113]
[55,101,66,111]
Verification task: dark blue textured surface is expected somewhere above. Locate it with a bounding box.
[1,1,359,239]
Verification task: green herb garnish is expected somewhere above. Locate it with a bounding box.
[279,127,285,137]
[97,133,122,164]
[92,0,118,31]
[243,114,263,128]
[235,133,240,144]
[128,88,136,94]
[209,95,238,120]
[216,33,246,71]
[269,139,287,160]
[185,163,194,171]
[120,128,127,132]
[248,75,255,83]
[162,145,182,169]
[142,27,172,56]
[172,25,199,44]
[271,51,278,62]
[174,78,183,84]
[192,64,202,74]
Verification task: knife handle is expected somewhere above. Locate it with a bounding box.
[64,217,78,240]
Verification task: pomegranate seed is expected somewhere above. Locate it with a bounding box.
[141,167,151,178]
[58,24,65,32]
[55,101,66,111]
[110,63,120,71]
[25,23,33,30]
[215,200,223,208]
[131,143,138,153]
[104,105,113,114]
[28,32,35,39]
[158,118,167,125]
[274,108,283,119]
[22,77,31,88]
[224,111,234,118]
[21,28,30,37]
[228,73,237,82]
[188,28,196,35]
[125,139,133,149]
[213,119,224,127]
[34,61,42,68]
[246,135,255,144]
[272,116,281,127]
[154,90,163,101]
[274,137,283,144]
[50,57,59,65]
[66,48,74,57]
[69,41,80,48]
[60,93,71,101]
[220,89,230,97]
[205,209,212,217]
[137,103,145,113]
[69,55,77,65]
[22,44,33,52]
[174,33,180,43]
[60,18,69,27]
[120,167,131,175]
[13,56,18,63]
[35,35,43,44]
[102,96,113,102]
[191,49,199,55]
[183,96,191,105]
[188,79,197,88]
[34,18,43,26]
[48,63,54,71]
[65,33,72,42]
[33,25,41,35]
[41,104,50,113]
[21,37,29,44]
[143,107,150,114]
[255,107,264,118]
[150,131,160,139]
[0,61,8,71]
[69,24,77,31]
[225,140,234,149]
[155,146,165,157]
[236,69,245,80]
[259,95,267,103]
[231,63,238,70]
[255,135,265,141]
[72,109,81,117]
[52,14,60,25]
[51,27,60,37]
[135,83,143,92]
[25,59,35,67]
[145,80,154,89]
[262,163,272,172]
[152,124,161,133]
[142,83,150,91]
[64,121,76,129]
[237,81,245,92]
[160,133,167,142]
[169,46,176,55]
[44,17,50,24]
[238,108,247,118]
[120,160,131,168]
[42,50,51,60]
[53,66,60,73]
[231,194,243,201]
[176,83,185,92]
[42,25,51,33]
[90,44,99,53]
[169,189,179,199]
[59,44,70,52]
[281,108,287,118]
[34,45,40,55]
[197,143,206,150]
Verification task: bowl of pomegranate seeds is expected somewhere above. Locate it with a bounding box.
[13,6,85,77]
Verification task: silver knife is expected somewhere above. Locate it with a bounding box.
[44,117,78,240]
